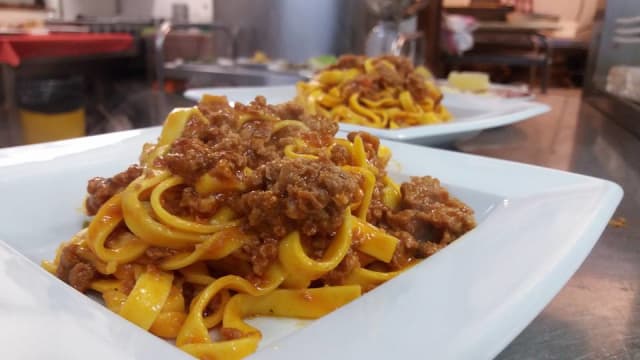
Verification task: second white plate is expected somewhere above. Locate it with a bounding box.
[184,85,550,146]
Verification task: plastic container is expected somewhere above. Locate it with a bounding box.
[17,77,86,144]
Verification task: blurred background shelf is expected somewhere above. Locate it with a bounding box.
[0,0,625,148]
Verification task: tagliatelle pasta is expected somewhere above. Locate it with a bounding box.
[43,95,475,359]
[297,54,452,129]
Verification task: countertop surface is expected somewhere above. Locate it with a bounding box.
[456,90,639,359]
[0,88,636,359]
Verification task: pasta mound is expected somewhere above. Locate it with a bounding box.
[297,54,452,128]
[44,96,474,359]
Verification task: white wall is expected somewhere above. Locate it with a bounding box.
[46,0,117,20]
[442,0,600,27]
[121,0,213,22]
[533,0,599,27]
[0,8,49,26]
[43,0,212,22]
[1,1,117,23]
[2,0,37,5]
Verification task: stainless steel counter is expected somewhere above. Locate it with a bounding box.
[456,97,640,359]
[163,62,305,87]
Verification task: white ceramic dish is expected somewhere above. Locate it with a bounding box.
[0,128,621,359]
[185,85,298,105]
[438,80,535,101]
[184,85,550,146]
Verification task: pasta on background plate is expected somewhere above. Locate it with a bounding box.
[297,54,452,129]
[44,95,475,359]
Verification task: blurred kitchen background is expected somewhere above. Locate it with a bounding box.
[2,0,639,147]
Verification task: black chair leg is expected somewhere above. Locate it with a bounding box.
[529,66,537,90]
[540,63,549,94]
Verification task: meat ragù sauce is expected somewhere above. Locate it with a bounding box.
[57,95,475,292]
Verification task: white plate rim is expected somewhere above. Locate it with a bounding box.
[0,128,622,360]
[183,85,550,142]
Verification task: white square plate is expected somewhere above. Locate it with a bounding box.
[0,128,621,359]
[184,85,550,146]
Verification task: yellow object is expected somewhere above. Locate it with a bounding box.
[19,108,85,144]
[279,212,352,289]
[118,269,174,330]
[251,51,269,64]
[352,217,399,263]
[447,71,491,92]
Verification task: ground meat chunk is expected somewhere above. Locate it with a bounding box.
[377,55,414,77]
[341,75,383,101]
[178,187,223,218]
[114,263,137,294]
[241,237,279,276]
[67,263,96,292]
[180,115,214,141]
[323,249,360,285]
[235,96,280,120]
[400,176,475,235]
[239,119,273,141]
[375,61,404,88]
[385,177,475,252]
[235,158,361,241]
[209,144,247,179]
[388,230,419,268]
[197,95,236,128]
[326,54,365,70]
[145,247,179,261]
[387,209,441,240]
[56,244,97,292]
[299,113,338,147]
[272,101,305,121]
[163,137,216,183]
[405,72,431,102]
[330,143,352,165]
[387,230,443,270]
[85,165,142,215]
[167,98,295,183]
[366,180,389,226]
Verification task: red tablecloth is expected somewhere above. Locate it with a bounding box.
[0,33,134,67]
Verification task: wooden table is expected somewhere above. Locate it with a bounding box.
[476,20,561,33]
